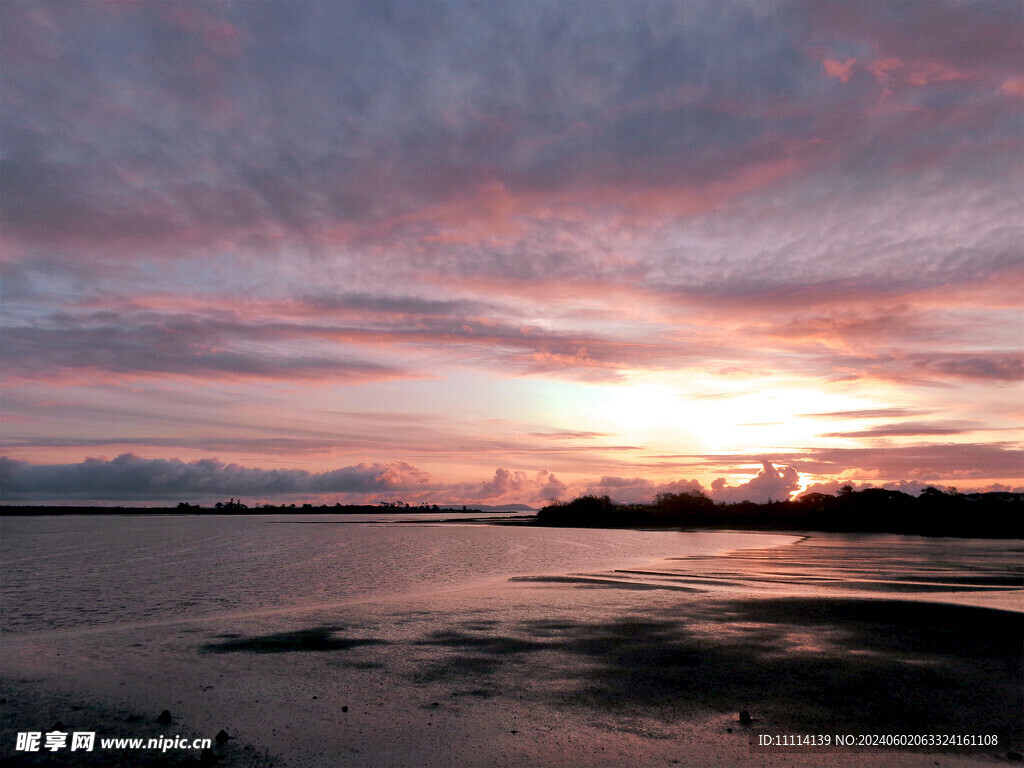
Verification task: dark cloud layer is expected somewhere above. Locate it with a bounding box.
[1,321,409,381]
[0,454,575,505]
[0,454,431,502]
[0,305,701,382]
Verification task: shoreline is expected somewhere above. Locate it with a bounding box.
[0,505,527,516]
[4,506,1022,541]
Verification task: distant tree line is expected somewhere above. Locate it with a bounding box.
[535,487,1024,538]
[2,502,478,516]
[194,501,460,514]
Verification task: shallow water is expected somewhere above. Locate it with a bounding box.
[0,515,791,635]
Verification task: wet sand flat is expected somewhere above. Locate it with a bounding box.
[2,532,1021,767]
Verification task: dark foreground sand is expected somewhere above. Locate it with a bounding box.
[2,534,1021,767]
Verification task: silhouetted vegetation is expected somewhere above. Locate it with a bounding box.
[536,487,1024,538]
[214,498,248,510]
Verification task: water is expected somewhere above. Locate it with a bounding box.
[2,517,1020,768]
[0,514,791,635]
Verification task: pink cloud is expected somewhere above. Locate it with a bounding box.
[339,153,806,254]
[1002,77,1024,97]
[580,476,706,505]
[468,468,567,503]
[710,460,801,503]
[866,56,970,90]
[823,57,856,82]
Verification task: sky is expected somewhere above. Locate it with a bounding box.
[1,0,1022,506]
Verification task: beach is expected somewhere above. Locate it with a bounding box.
[1,519,1021,767]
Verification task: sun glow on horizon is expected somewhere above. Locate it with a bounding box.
[591,376,870,453]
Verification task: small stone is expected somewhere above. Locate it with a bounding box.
[198,747,218,767]
[738,710,752,725]
[156,709,172,725]
[342,706,348,713]
[215,729,230,746]
[51,721,66,731]
[726,727,733,733]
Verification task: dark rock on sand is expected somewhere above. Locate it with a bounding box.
[157,709,172,724]
[342,705,348,713]
[198,747,219,767]
[215,729,230,745]
[738,710,752,725]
